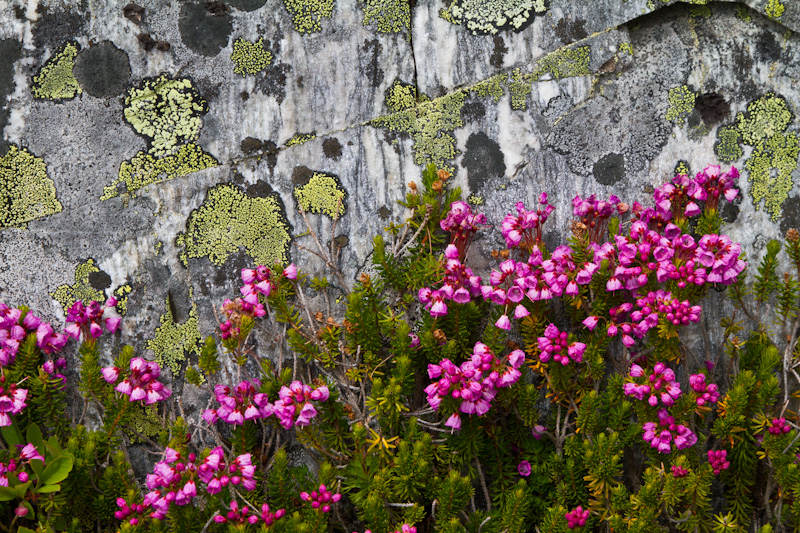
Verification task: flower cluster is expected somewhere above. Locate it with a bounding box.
[356,525,417,533]
[418,244,482,317]
[425,343,524,430]
[0,443,43,487]
[623,363,681,407]
[671,465,688,478]
[695,234,746,285]
[203,380,272,425]
[537,324,586,365]
[573,193,624,242]
[565,505,590,529]
[102,357,171,405]
[240,264,297,304]
[64,298,120,340]
[300,484,341,513]
[768,417,792,436]
[642,409,697,454]
[219,297,265,340]
[439,200,486,260]
[1,305,67,368]
[196,447,256,494]
[708,449,730,474]
[694,164,739,212]
[42,357,67,387]
[689,373,720,406]
[213,501,285,526]
[0,377,27,427]
[273,381,330,429]
[501,195,553,251]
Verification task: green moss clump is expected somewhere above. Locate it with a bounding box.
[128,405,164,444]
[361,0,410,34]
[386,80,420,113]
[147,295,201,375]
[470,73,507,102]
[735,5,751,21]
[736,94,793,146]
[688,4,711,18]
[286,132,317,147]
[766,0,785,19]
[531,46,591,80]
[0,145,62,228]
[508,68,532,111]
[283,0,335,33]
[50,259,106,313]
[32,41,82,100]
[294,172,347,219]
[714,125,743,163]
[746,131,799,221]
[101,143,218,200]
[176,183,292,267]
[665,85,697,127]
[443,0,546,35]
[230,37,273,76]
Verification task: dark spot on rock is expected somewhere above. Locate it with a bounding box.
[123,3,144,24]
[780,195,800,235]
[0,39,22,155]
[205,1,229,15]
[593,153,625,185]
[255,60,291,104]
[362,39,383,88]
[292,166,314,187]
[543,230,559,252]
[179,2,232,57]
[137,33,161,52]
[323,137,343,160]
[13,5,25,19]
[73,42,131,97]
[461,101,485,124]
[88,270,112,291]
[333,235,349,249]
[167,280,193,323]
[721,202,739,225]
[377,206,391,219]
[554,17,588,44]
[32,9,83,54]
[297,76,304,89]
[347,141,353,146]
[156,41,171,51]
[227,0,268,11]
[261,140,278,175]
[490,35,507,69]
[757,31,781,62]
[695,92,730,125]
[246,179,277,199]
[461,132,506,192]
[241,137,264,153]
[240,91,249,101]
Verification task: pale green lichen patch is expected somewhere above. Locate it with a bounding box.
[294,172,347,219]
[467,193,484,206]
[441,0,546,35]
[666,85,697,127]
[673,160,691,176]
[619,42,634,56]
[176,183,292,267]
[361,0,410,34]
[147,295,201,375]
[509,68,531,110]
[0,145,62,229]
[113,284,132,316]
[386,80,420,113]
[531,46,591,80]
[128,404,164,444]
[735,5,751,21]
[32,41,82,100]
[688,4,711,19]
[286,132,316,147]
[50,259,106,313]
[714,125,743,163]
[283,0,335,33]
[469,73,507,102]
[736,94,793,146]
[766,0,785,19]
[231,37,273,76]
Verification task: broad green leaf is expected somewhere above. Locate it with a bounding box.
[1,422,24,447]
[36,483,62,493]
[39,453,73,486]
[26,423,44,453]
[29,458,44,479]
[0,480,31,501]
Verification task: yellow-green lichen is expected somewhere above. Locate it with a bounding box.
[714,125,743,163]
[469,73,507,102]
[286,132,316,147]
[386,80,420,113]
[467,193,484,206]
[665,85,697,127]
[766,0,785,19]
[50,259,106,313]
[619,42,634,56]
[113,284,132,316]
[0,145,62,229]
[230,37,273,77]
[128,404,164,444]
[444,0,546,35]
[735,4,751,21]
[508,68,532,111]
[688,4,711,18]
[31,41,82,100]
[147,295,201,375]
[294,172,347,219]
[531,46,591,80]
[673,160,691,176]
[101,143,218,200]
[176,183,292,267]
[283,0,335,33]
[736,94,793,146]
[361,0,410,34]
[746,131,799,220]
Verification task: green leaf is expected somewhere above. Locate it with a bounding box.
[18,528,36,533]
[1,421,24,447]
[29,458,44,479]
[36,483,62,493]
[0,481,31,501]
[26,423,44,452]
[39,453,73,486]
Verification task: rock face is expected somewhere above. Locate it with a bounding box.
[0,0,799,374]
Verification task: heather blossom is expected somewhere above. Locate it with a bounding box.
[64,298,121,340]
[272,381,330,429]
[768,417,792,436]
[641,408,697,454]
[537,324,586,365]
[203,380,273,425]
[708,449,730,474]
[102,357,171,405]
[0,378,28,427]
[439,200,487,260]
[300,484,341,513]
[689,373,720,406]
[623,362,682,407]
[501,195,554,251]
[418,244,482,317]
[565,506,590,529]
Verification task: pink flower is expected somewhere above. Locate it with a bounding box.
[518,460,531,477]
[582,315,599,330]
[495,314,511,330]
[283,263,297,280]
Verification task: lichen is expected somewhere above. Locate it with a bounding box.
[101,143,218,200]
[361,0,410,34]
[766,0,785,19]
[230,37,273,76]
[147,295,201,375]
[468,193,484,206]
[688,4,711,18]
[666,85,697,127]
[0,145,62,229]
[746,131,799,221]
[736,94,793,146]
[619,42,634,56]
[386,80,420,113]
[50,259,106,313]
[31,41,82,100]
[508,68,531,110]
[673,160,691,176]
[286,132,316,147]
[294,172,347,219]
[735,5,751,21]
[531,46,591,80]
[469,73,507,102]
[113,284,132,316]
[176,183,292,267]
[283,0,335,33]
[714,125,743,163]
[443,0,546,35]
[128,404,163,444]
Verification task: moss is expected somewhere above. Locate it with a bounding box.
[50,259,106,313]
[444,0,547,35]
[0,145,62,228]
[746,131,799,221]
[469,73,507,102]
[736,93,793,146]
[766,0,785,19]
[531,45,591,80]
[127,404,163,444]
[665,85,697,127]
[101,143,218,200]
[386,80,420,113]
[230,37,273,76]
[735,5,752,22]
[361,0,410,34]
[147,295,201,375]
[688,4,711,18]
[113,284,132,316]
[176,183,292,267]
[283,0,335,33]
[294,172,347,219]
[714,125,743,163]
[31,41,82,100]
[508,68,531,110]
[286,132,316,147]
